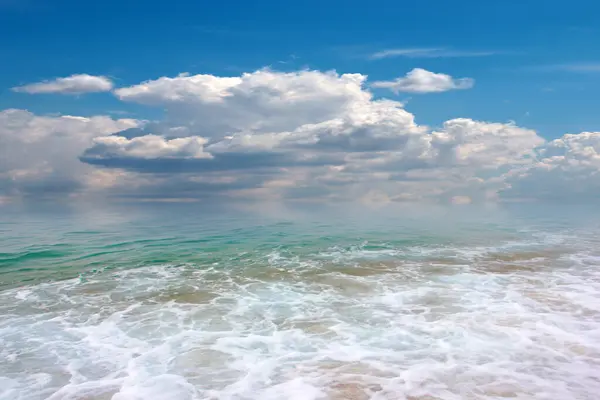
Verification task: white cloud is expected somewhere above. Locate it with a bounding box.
[114,69,370,137]
[84,69,538,202]
[308,117,543,203]
[12,74,114,94]
[371,68,474,94]
[205,98,425,154]
[545,132,600,163]
[369,48,496,60]
[429,118,543,167]
[0,109,136,142]
[502,132,600,201]
[88,135,213,160]
[113,72,242,103]
[0,109,138,200]
[3,67,600,204]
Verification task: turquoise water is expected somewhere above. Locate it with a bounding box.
[1,203,599,399]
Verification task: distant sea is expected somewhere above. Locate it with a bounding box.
[1,203,599,400]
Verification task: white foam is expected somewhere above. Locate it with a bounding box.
[1,240,600,399]
[14,288,34,301]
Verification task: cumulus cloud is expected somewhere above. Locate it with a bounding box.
[502,131,600,201]
[299,117,543,203]
[87,135,213,160]
[204,98,425,153]
[2,67,600,204]
[114,69,371,138]
[371,68,474,94]
[84,71,429,180]
[12,74,114,94]
[0,109,138,200]
[81,69,539,202]
[429,119,543,167]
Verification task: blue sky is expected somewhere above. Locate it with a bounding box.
[2,0,599,138]
[2,0,600,205]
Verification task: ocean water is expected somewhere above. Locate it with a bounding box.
[1,203,599,400]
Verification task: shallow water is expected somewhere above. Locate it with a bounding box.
[1,203,599,399]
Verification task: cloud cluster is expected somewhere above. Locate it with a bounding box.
[2,68,599,204]
[371,68,474,94]
[12,74,114,95]
[81,69,537,202]
[502,132,600,201]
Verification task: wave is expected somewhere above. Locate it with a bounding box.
[1,240,599,399]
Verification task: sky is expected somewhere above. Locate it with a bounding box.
[1,0,600,205]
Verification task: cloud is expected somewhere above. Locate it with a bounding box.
[369,48,496,60]
[85,70,427,177]
[86,135,213,160]
[3,67,600,204]
[313,117,543,203]
[0,109,138,200]
[429,118,543,167]
[82,69,539,203]
[371,68,474,94]
[502,131,600,201]
[114,69,371,137]
[12,74,114,94]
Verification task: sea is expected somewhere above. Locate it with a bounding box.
[0,202,599,400]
